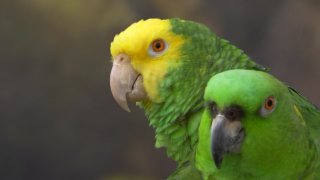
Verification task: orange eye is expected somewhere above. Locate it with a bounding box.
[151,39,166,52]
[264,96,276,110]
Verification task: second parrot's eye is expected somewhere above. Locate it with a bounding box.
[264,96,275,110]
[264,96,276,111]
[148,39,168,57]
[260,96,277,116]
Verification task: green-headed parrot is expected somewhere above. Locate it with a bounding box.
[196,69,320,179]
[109,18,265,178]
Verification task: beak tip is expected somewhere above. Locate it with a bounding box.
[213,154,223,169]
[122,105,131,112]
[114,97,131,112]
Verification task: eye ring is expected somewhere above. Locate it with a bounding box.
[148,39,168,57]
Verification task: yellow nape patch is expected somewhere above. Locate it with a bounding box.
[110,18,185,102]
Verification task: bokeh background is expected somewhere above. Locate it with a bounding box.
[1,0,319,179]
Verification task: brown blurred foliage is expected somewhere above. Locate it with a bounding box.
[0,0,319,179]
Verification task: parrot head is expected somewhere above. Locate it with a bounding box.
[110,18,185,111]
[203,69,311,173]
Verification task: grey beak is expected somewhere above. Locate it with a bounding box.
[210,114,245,169]
[210,114,226,168]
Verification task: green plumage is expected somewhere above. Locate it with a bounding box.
[137,19,265,179]
[196,69,320,179]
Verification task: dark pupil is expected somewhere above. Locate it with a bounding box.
[267,99,273,107]
[155,42,162,49]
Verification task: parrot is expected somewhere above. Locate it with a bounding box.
[196,69,320,179]
[109,18,266,178]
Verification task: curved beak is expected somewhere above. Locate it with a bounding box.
[210,114,245,169]
[109,54,147,112]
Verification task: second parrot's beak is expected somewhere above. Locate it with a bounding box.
[110,54,147,112]
[210,114,245,169]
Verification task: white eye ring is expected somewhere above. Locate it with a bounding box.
[148,39,168,57]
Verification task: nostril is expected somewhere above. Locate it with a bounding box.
[224,106,243,121]
[228,111,235,119]
[115,54,129,63]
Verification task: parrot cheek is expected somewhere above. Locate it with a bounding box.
[224,120,245,154]
[210,114,245,169]
[110,53,147,112]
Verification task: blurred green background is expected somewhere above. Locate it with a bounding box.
[1,0,319,179]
